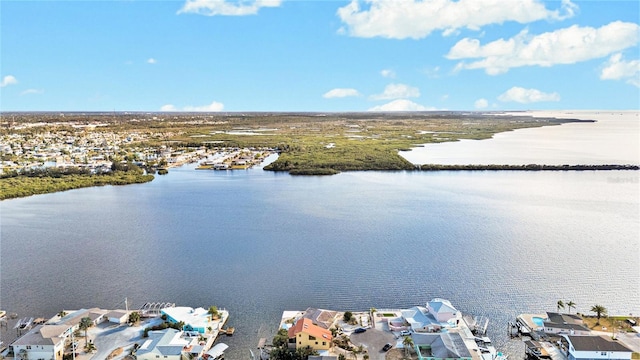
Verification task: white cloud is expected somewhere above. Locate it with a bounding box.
[380,69,396,78]
[1,75,18,87]
[448,21,640,75]
[184,100,225,112]
[147,58,157,64]
[474,98,489,109]
[323,88,361,98]
[21,89,44,95]
[498,87,560,103]
[337,0,577,39]
[161,101,225,111]
[370,83,420,100]
[600,53,640,87]
[178,0,282,16]
[368,99,433,111]
[161,104,178,111]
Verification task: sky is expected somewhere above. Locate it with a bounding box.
[1,0,639,112]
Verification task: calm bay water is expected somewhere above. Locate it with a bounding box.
[1,112,639,359]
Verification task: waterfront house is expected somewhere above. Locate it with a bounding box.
[399,298,462,333]
[162,306,227,334]
[427,298,460,324]
[57,308,108,330]
[287,318,333,352]
[301,308,339,330]
[401,306,442,332]
[10,324,71,360]
[561,335,633,360]
[411,332,473,360]
[135,328,194,360]
[543,313,590,336]
[106,309,130,324]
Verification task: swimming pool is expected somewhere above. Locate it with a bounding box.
[532,317,545,327]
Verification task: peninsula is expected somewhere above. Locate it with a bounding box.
[0,111,596,199]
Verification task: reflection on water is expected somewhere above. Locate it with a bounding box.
[401,111,640,165]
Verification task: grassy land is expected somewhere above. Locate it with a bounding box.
[164,112,584,173]
[0,112,592,199]
[580,315,639,332]
[0,172,154,200]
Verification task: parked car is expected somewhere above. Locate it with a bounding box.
[382,343,393,351]
[400,330,411,336]
[354,327,367,334]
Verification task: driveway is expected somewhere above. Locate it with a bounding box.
[350,326,397,360]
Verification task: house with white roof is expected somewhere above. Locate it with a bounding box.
[56,308,108,330]
[10,324,71,360]
[399,298,462,333]
[136,328,192,360]
[411,332,473,360]
[161,306,227,334]
[427,298,460,323]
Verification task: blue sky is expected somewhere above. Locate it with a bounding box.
[1,0,639,112]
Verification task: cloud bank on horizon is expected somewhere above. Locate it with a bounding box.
[1,0,638,112]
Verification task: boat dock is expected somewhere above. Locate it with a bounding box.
[138,302,176,317]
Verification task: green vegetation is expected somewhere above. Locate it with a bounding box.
[343,311,353,323]
[269,328,319,360]
[590,305,608,325]
[0,167,154,200]
[79,317,93,347]
[143,320,185,338]
[128,311,141,326]
[208,306,220,320]
[2,112,604,200]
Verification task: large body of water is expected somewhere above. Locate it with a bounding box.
[1,111,638,359]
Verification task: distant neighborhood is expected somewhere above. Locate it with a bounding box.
[0,114,275,175]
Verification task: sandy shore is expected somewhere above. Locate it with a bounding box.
[401,110,639,166]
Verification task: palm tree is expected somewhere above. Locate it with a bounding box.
[403,336,414,357]
[557,300,565,313]
[79,317,93,347]
[566,301,576,314]
[590,305,607,325]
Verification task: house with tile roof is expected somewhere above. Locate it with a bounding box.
[301,308,339,330]
[562,335,633,360]
[288,317,333,351]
